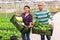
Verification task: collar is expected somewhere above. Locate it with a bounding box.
[36,9,46,12]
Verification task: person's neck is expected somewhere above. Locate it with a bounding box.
[25,12,29,14]
[25,12,29,17]
[39,9,43,12]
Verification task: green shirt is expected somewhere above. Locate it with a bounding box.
[34,9,53,24]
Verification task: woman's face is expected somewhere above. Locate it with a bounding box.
[24,7,30,13]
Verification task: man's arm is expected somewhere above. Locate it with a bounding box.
[32,12,38,25]
[47,11,54,28]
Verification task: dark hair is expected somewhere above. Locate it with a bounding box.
[24,5,30,9]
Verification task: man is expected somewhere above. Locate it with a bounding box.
[34,2,54,40]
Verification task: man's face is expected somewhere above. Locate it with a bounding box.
[38,3,44,10]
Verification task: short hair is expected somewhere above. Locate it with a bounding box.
[38,2,45,6]
[24,5,30,9]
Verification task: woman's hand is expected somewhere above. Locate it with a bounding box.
[28,22,33,28]
[32,22,35,25]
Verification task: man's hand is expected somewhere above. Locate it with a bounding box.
[50,22,54,28]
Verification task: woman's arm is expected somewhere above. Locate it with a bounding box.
[29,22,33,27]
[28,15,33,28]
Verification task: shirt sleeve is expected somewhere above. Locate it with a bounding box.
[33,10,40,21]
[33,12,38,22]
[29,14,33,22]
[47,11,54,23]
[21,13,23,17]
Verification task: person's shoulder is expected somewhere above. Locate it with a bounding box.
[35,10,40,12]
[43,9,50,12]
[21,12,25,16]
[34,10,40,15]
[21,12,25,15]
[29,13,32,17]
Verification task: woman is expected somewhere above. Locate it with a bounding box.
[21,5,32,40]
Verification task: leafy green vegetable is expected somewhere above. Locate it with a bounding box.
[32,20,53,35]
[0,13,21,40]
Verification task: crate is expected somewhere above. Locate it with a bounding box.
[32,26,53,36]
[10,15,29,33]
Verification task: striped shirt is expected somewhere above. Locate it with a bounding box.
[34,9,53,24]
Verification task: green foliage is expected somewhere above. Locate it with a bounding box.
[33,20,53,35]
[0,13,21,40]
